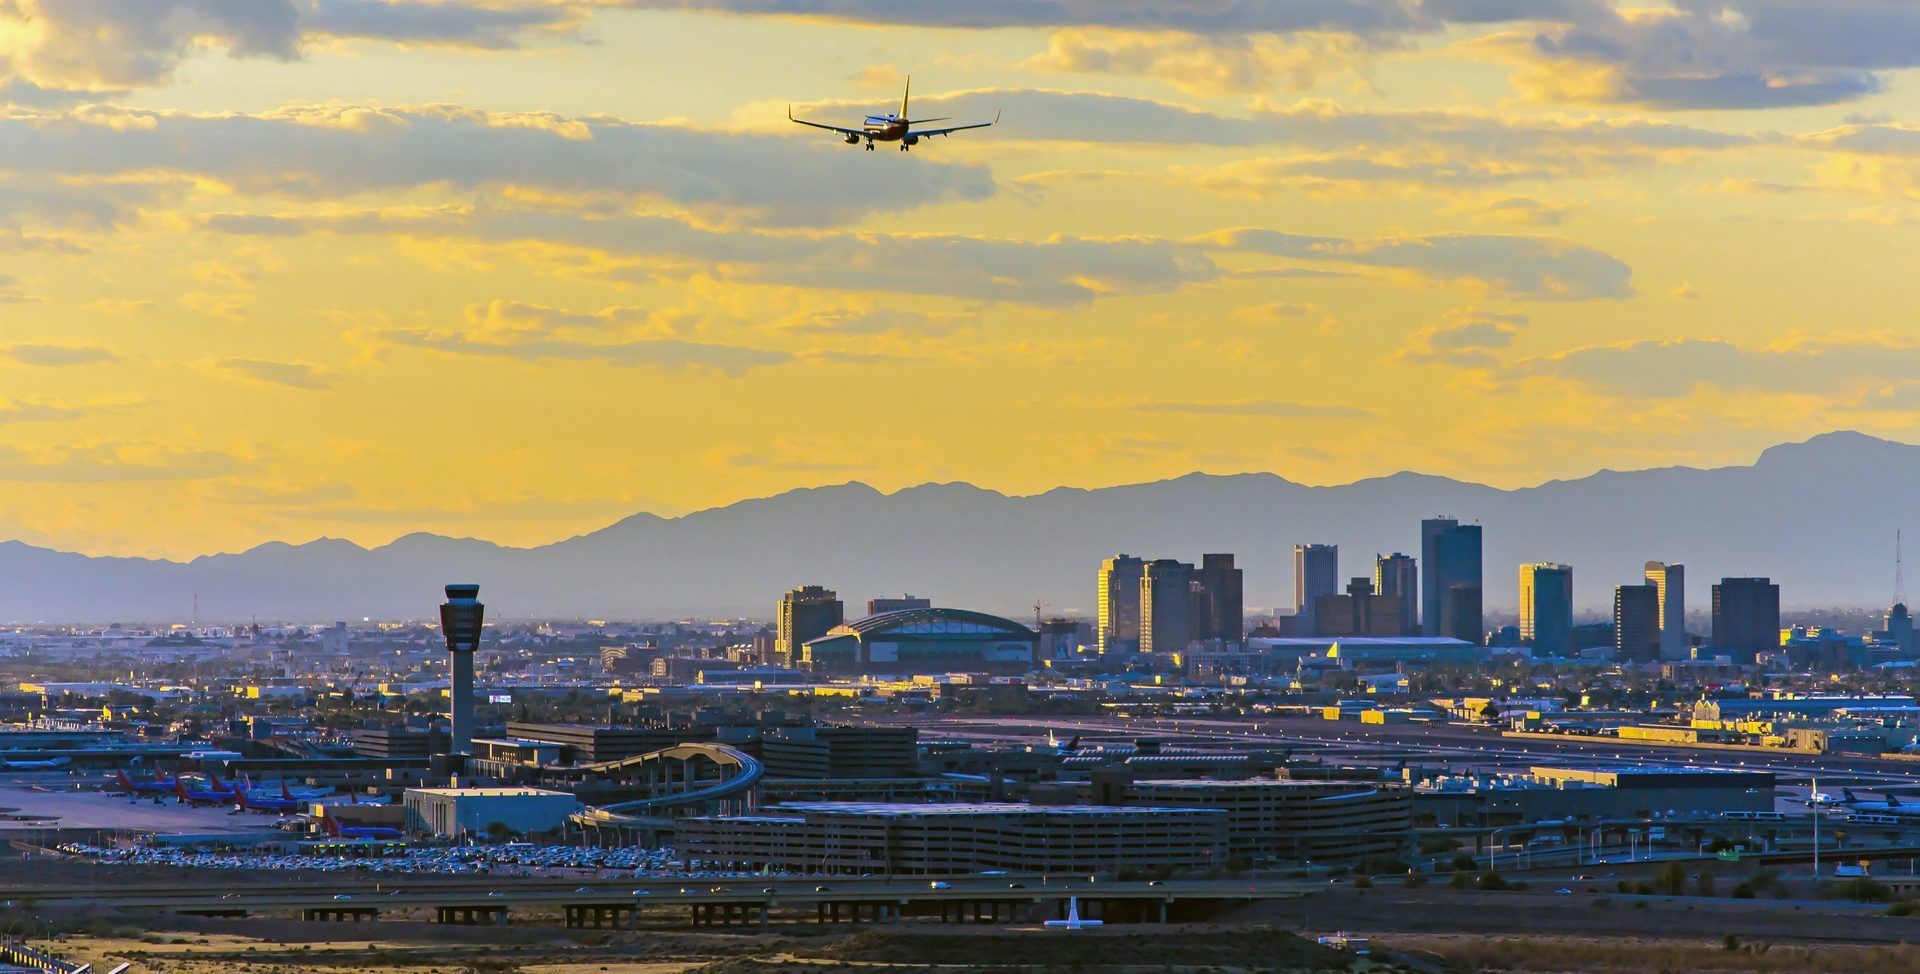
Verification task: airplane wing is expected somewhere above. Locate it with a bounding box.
[788,106,867,138]
[908,111,999,139]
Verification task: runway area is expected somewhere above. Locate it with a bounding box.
[0,773,273,834]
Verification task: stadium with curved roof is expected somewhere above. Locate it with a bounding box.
[802,607,1037,674]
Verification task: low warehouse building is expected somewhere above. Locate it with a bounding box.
[678,801,1227,875]
[404,786,579,838]
[1412,765,1775,825]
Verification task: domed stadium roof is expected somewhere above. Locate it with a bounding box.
[832,607,1035,639]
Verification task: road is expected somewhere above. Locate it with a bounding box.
[8,874,1315,916]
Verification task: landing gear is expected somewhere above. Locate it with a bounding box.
[899,143,910,151]
[865,141,875,151]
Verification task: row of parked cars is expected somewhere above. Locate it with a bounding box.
[51,841,792,877]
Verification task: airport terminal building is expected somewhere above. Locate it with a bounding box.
[677,801,1227,875]
[404,787,579,839]
[1111,779,1413,864]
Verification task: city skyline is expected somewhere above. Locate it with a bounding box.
[2,428,1919,622]
[6,5,1920,558]
[11,5,1920,968]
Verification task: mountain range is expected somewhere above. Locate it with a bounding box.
[2,430,1915,624]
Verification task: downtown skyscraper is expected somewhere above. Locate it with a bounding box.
[1421,518,1483,645]
[1519,563,1574,657]
[1293,543,1338,634]
[1644,562,1687,660]
[1096,555,1146,654]
[1374,553,1418,637]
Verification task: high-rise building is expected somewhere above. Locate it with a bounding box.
[1881,603,1917,657]
[1423,518,1483,644]
[1712,577,1781,660]
[777,585,844,666]
[1519,563,1574,657]
[1140,559,1197,655]
[1374,553,1418,636]
[868,595,932,615]
[1644,562,1686,660]
[1293,544,1338,632]
[1097,555,1146,654]
[1198,553,1244,642]
[1314,576,1406,637]
[1613,583,1661,663]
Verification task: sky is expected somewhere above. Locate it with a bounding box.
[5,1,1920,559]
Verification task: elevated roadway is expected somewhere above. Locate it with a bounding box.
[8,875,1313,928]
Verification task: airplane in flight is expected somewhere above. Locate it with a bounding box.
[0,756,70,771]
[323,815,404,841]
[788,78,998,151]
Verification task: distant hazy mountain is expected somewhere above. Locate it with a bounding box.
[2,431,1915,624]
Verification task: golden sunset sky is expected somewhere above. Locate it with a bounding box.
[4,1,1920,557]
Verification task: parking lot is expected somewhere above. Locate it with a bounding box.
[47,840,764,877]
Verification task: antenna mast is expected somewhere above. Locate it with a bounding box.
[1899,530,1907,606]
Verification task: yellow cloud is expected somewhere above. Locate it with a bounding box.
[1022,28,1371,96]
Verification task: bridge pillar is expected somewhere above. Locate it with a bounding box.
[1159,901,1168,924]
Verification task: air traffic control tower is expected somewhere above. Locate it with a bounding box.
[439,584,485,755]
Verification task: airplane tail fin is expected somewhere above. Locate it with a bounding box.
[1846,787,1860,802]
[282,781,295,801]
[902,76,910,120]
[324,814,341,837]
[116,770,132,789]
[1890,792,1905,807]
[209,772,226,791]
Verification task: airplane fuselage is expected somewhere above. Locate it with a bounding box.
[1,758,70,770]
[862,115,910,142]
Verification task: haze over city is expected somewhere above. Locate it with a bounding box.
[10,4,1920,973]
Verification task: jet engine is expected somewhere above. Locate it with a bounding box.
[844,133,861,145]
